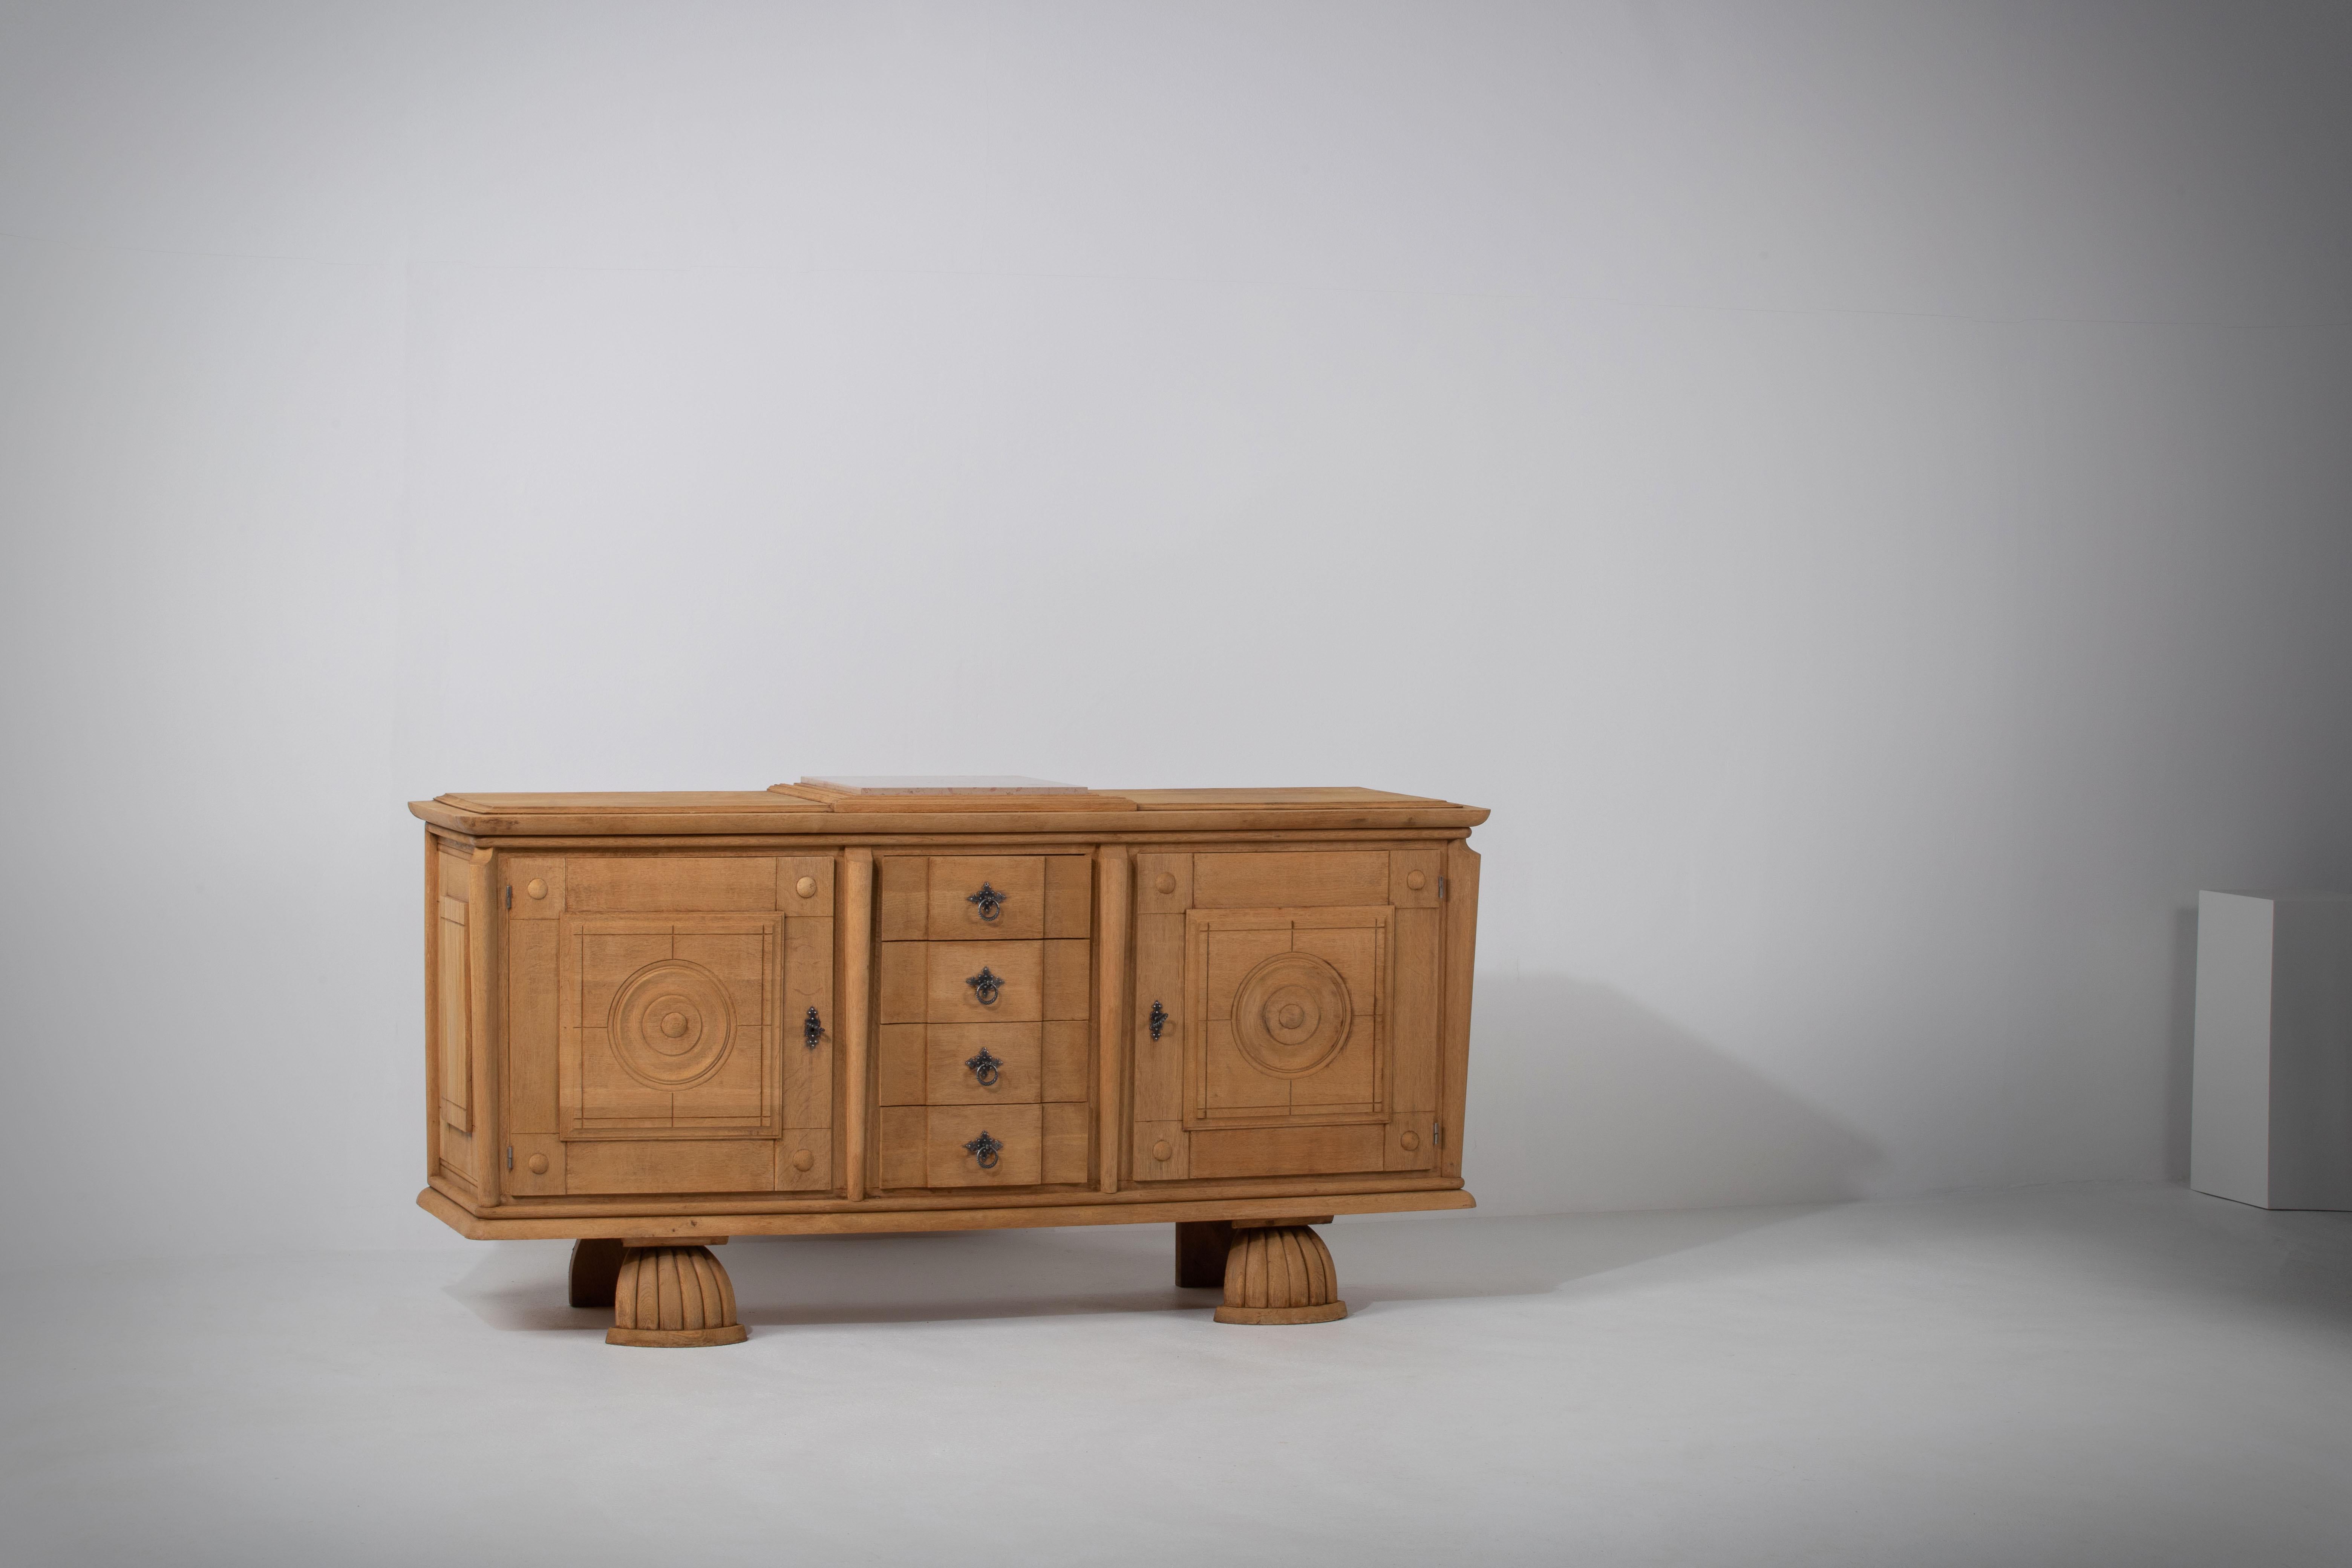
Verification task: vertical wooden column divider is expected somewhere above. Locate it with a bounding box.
[466,847,503,1209]
[1095,845,1130,1194]
[841,848,874,1201]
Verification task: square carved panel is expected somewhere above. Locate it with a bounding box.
[1183,905,1390,1130]
[559,913,782,1140]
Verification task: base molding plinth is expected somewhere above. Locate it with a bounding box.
[607,1323,750,1348]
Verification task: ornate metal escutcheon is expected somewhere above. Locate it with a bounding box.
[804,1004,824,1051]
[965,966,1003,1006]
[965,1046,1004,1087]
[1149,999,1169,1041]
[967,882,1009,922]
[964,1130,1004,1170]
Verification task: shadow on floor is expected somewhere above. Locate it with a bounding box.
[444,1205,1829,1333]
[1462,973,1885,1211]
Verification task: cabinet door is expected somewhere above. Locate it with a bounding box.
[1131,850,1443,1182]
[504,853,838,1196]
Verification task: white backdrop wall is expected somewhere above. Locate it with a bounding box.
[4,2,2349,1258]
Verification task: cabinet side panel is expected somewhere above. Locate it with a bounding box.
[466,850,503,1207]
[1439,842,1481,1179]
[438,898,471,1132]
[423,833,441,1180]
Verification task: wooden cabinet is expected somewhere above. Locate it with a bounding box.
[412,782,1487,1343]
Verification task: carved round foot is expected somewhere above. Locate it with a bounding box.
[605,1245,746,1348]
[1214,1224,1347,1325]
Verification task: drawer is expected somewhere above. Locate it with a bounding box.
[922,940,1092,1023]
[924,1022,1042,1106]
[925,1105,1043,1187]
[926,856,1045,939]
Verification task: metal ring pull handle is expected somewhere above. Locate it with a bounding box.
[965,1046,1004,1087]
[966,966,1003,1006]
[967,883,1009,922]
[804,1005,825,1051]
[964,1130,1004,1170]
[1149,1000,1169,1041]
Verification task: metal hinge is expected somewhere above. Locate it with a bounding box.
[1433,1122,1444,1148]
[505,1144,513,1169]
[505,885,513,909]
[1438,876,1448,900]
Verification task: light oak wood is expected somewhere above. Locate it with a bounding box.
[1095,846,1128,1194]
[411,782,1485,1340]
[925,856,1045,939]
[841,850,873,1202]
[1215,1223,1346,1325]
[608,1244,746,1348]
[417,1181,1469,1236]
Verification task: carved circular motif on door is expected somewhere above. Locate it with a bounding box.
[1232,952,1352,1078]
[609,960,736,1090]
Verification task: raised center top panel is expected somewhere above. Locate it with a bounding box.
[796,776,1090,795]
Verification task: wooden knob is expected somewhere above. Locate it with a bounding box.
[795,875,817,899]
[791,1148,816,1172]
[1155,871,1177,894]
[1151,1139,1174,1162]
[526,878,548,900]
[1400,1130,1421,1152]
[1405,870,1426,891]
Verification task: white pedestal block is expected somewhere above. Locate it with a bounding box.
[2190,891,2352,1210]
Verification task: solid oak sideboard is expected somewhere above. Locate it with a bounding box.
[410,780,1487,1346]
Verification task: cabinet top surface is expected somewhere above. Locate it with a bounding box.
[411,785,1488,838]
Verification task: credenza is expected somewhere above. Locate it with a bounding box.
[411,779,1487,1345]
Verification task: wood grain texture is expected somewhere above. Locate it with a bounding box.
[840,849,873,1202]
[1439,841,1481,1179]
[1215,1223,1346,1325]
[1096,846,1129,1195]
[1193,851,1388,909]
[466,850,501,1207]
[608,1244,746,1347]
[418,1182,1472,1237]
[414,784,1488,1320]
[925,856,1044,939]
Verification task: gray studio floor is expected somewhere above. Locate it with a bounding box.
[5,1185,2349,1566]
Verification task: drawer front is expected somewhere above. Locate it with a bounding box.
[923,940,1092,1023]
[927,856,1045,939]
[924,1022,1042,1106]
[926,1105,1043,1187]
[926,940,1043,1021]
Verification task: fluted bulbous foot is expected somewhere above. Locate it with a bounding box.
[606,1244,747,1347]
[1215,1223,1347,1325]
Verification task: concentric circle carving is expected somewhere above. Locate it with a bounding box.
[1232,952,1352,1077]
[609,960,736,1090]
